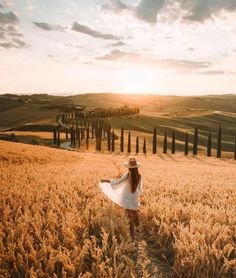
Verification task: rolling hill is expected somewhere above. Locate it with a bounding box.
[0,93,235,128]
[0,93,235,153]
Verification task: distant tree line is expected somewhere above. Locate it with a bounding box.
[60,105,140,126]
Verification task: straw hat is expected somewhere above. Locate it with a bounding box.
[124,158,142,168]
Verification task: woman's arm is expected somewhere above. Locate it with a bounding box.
[110,173,128,186]
[138,179,143,196]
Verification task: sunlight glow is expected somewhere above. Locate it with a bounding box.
[119,67,159,93]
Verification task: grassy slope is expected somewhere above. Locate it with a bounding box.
[62,93,236,113]
[0,141,236,277]
[0,94,61,129]
[110,113,236,152]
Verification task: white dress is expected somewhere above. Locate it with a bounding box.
[99,173,143,210]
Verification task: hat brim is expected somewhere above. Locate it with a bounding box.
[124,162,142,168]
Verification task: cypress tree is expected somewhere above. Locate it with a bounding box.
[96,127,102,151]
[65,128,68,140]
[57,126,60,147]
[120,127,124,152]
[53,128,57,144]
[185,132,188,155]
[77,128,81,148]
[171,130,175,154]
[234,137,236,160]
[143,138,146,154]
[136,136,139,154]
[193,127,198,155]
[153,127,157,154]
[163,132,167,154]
[99,127,102,151]
[95,128,98,151]
[127,131,131,153]
[86,127,89,150]
[92,122,95,139]
[217,125,222,158]
[107,127,111,151]
[112,130,115,152]
[73,129,76,147]
[94,121,98,141]
[70,127,76,147]
[207,132,212,157]
[76,127,79,141]
[80,128,83,141]
[82,128,85,141]
[75,118,79,130]
[70,127,73,146]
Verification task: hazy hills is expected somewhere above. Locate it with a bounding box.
[0,94,235,141]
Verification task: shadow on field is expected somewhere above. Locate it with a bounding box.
[158,154,166,161]
[166,154,178,162]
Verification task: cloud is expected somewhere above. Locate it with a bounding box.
[109,41,126,47]
[96,49,126,60]
[33,22,65,32]
[0,31,5,38]
[102,0,127,13]
[0,0,14,9]
[25,1,37,12]
[33,21,121,41]
[0,42,12,48]
[102,0,236,23]
[199,70,225,75]
[0,10,27,50]
[12,37,27,48]
[0,11,18,24]
[0,38,27,49]
[101,0,165,23]
[135,0,165,23]
[181,0,236,22]
[64,43,84,49]
[72,22,121,40]
[96,49,211,71]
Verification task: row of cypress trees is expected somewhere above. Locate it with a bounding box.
[54,124,235,159]
[108,125,233,158]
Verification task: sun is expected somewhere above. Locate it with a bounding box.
[119,67,158,93]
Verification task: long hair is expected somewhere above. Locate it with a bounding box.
[129,168,141,193]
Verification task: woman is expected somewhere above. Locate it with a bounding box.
[100,158,143,235]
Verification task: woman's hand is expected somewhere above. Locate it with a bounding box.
[115,173,122,179]
[139,195,145,205]
[101,179,110,183]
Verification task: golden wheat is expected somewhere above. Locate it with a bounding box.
[0,141,235,277]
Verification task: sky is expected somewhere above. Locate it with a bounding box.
[0,0,236,95]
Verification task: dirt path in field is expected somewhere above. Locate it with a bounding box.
[134,232,177,278]
[60,141,73,150]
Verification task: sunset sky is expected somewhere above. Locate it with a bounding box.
[1,0,236,95]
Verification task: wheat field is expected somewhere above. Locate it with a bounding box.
[0,141,235,277]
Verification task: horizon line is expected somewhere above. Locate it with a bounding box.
[1,92,236,97]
